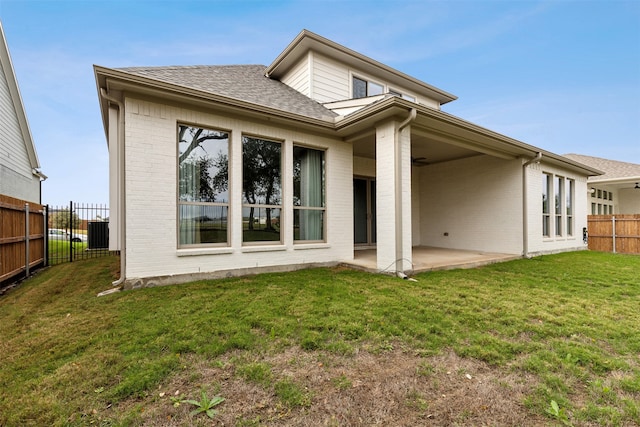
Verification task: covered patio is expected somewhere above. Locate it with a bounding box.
[345,246,520,274]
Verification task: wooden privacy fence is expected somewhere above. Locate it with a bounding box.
[0,194,46,284]
[587,214,640,254]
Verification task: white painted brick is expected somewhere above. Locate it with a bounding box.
[121,97,353,280]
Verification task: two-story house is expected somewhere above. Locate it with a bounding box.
[94,30,600,289]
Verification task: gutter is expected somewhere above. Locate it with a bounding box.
[99,88,126,287]
[395,108,417,274]
[522,152,542,258]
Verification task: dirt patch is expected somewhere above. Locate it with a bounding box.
[115,346,549,426]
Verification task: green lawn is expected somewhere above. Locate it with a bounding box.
[47,239,88,264]
[0,251,638,426]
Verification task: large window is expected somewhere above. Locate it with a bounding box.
[542,173,551,237]
[566,179,574,236]
[293,146,325,241]
[178,125,229,246]
[542,173,575,238]
[242,136,282,243]
[554,176,563,236]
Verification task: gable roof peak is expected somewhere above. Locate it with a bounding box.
[266,29,457,105]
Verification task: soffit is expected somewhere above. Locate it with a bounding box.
[339,97,602,176]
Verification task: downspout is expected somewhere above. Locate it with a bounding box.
[522,152,542,258]
[395,108,417,274]
[100,88,126,287]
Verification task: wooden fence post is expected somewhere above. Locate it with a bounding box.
[25,203,30,276]
[612,216,616,254]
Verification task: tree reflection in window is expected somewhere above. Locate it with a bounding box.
[178,125,229,246]
[242,136,282,242]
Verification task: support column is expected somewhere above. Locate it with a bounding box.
[376,120,413,274]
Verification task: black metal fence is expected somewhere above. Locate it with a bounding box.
[47,202,112,265]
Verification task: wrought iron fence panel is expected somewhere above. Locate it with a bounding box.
[47,202,112,265]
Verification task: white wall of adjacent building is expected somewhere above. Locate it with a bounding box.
[0,59,40,203]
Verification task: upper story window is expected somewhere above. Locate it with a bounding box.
[353,76,383,98]
[389,89,416,103]
[178,124,229,247]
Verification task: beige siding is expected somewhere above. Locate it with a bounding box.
[311,53,350,103]
[280,55,310,97]
[307,53,440,108]
[122,97,354,282]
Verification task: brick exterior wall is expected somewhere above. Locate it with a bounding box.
[122,97,353,284]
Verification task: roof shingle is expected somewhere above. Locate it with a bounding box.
[116,64,337,122]
[564,154,640,181]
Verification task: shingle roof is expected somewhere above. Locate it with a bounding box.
[564,154,640,181]
[116,64,337,122]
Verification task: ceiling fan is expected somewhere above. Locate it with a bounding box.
[411,156,430,167]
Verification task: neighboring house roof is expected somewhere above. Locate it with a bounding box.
[0,21,42,176]
[564,154,640,183]
[117,64,337,122]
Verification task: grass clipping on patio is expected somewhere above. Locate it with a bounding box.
[0,252,638,426]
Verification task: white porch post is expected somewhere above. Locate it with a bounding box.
[376,120,413,274]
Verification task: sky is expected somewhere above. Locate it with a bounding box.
[1,0,639,206]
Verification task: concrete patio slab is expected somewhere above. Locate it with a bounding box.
[344,246,520,274]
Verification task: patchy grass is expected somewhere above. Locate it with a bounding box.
[0,251,638,426]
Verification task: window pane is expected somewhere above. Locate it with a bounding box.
[353,77,367,98]
[368,81,384,96]
[242,136,281,205]
[294,209,324,241]
[542,174,550,214]
[179,204,228,245]
[178,126,229,203]
[242,207,281,242]
[566,179,573,215]
[554,176,562,212]
[293,146,324,207]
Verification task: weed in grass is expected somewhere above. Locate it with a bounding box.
[332,374,352,390]
[236,416,262,426]
[406,389,429,411]
[181,391,224,419]
[416,360,435,377]
[274,378,311,407]
[620,374,640,393]
[236,362,273,387]
[546,400,572,426]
